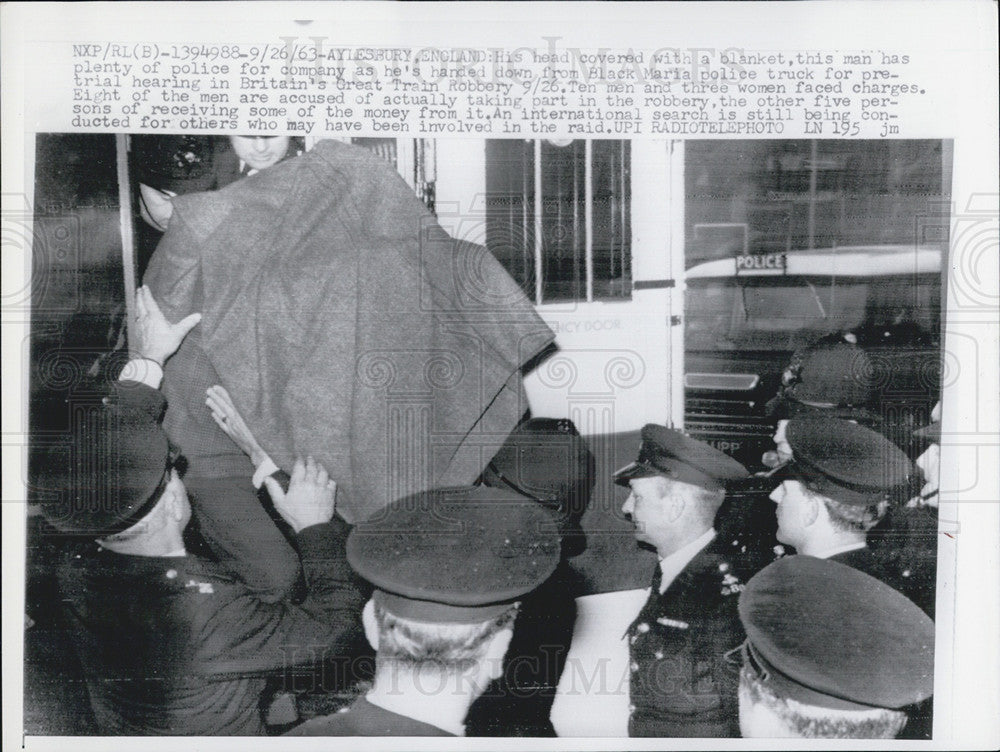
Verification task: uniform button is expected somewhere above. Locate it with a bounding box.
[165,569,178,579]
[630,661,639,672]
[636,622,650,634]
[629,635,638,645]
[902,569,911,578]
[628,704,636,714]
[654,650,664,660]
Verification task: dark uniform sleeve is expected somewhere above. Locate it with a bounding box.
[187,473,302,602]
[114,371,302,603]
[109,379,168,420]
[193,515,365,677]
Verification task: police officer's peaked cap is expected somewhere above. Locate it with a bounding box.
[768,340,877,422]
[38,383,172,536]
[132,134,219,194]
[482,417,595,517]
[613,424,749,491]
[347,486,561,623]
[789,341,874,406]
[739,555,935,710]
[784,417,913,505]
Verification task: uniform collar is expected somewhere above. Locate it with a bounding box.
[658,528,716,594]
[364,693,462,736]
[812,540,867,560]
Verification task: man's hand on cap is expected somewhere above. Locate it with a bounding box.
[133,285,202,366]
[265,457,336,534]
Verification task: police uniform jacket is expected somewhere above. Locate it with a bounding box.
[825,546,934,740]
[626,534,750,738]
[828,545,887,581]
[869,505,938,619]
[287,696,454,736]
[58,516,364,735]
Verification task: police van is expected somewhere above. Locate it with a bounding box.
[684,245,943,470]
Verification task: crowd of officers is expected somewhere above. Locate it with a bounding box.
[39,288,940,739]
[36,135,940,739]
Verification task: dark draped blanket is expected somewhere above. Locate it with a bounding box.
[145,140,553,522]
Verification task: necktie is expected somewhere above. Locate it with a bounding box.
[650,564,663,595]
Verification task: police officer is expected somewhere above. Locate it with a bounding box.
[873,403,942,621]
[769,416,914,581]
[43,286,365,735]
[614,425,755,737]
[724,336,878,577]
[467,417,595,736]
[912,401,942,508]
[216,135,305,183]
[480,416,595,556]
[132,135,302,237]
[766,337,937,616]
[287,485,562,737]
[766,335,878,467]
[132,134,222,234]
[737,555,934,739]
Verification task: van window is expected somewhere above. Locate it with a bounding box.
[686,275,938,353]
[684,140,948,264]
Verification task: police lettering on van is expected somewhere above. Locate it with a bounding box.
[735,253,787,272]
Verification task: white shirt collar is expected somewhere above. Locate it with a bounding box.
[658,528,716,594]
[812,540,867,560]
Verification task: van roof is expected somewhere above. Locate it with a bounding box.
[686,245,942,279]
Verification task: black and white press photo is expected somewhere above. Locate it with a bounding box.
[23,134,951,740]
[3,2,998,749]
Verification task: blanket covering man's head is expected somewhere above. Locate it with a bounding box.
[145,140,554,522]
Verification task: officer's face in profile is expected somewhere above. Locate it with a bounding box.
[772,419,793,463]
[915,442,940,503]
[770,479,812,548]
[229,135,291,171]
[623,476,665,546]
[623,475,691,550]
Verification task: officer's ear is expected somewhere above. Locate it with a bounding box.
[802,494,821,527]
[362,598,379,650]
[660,478,686,522]
[667,496,686,523]
[162,471,185,522]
